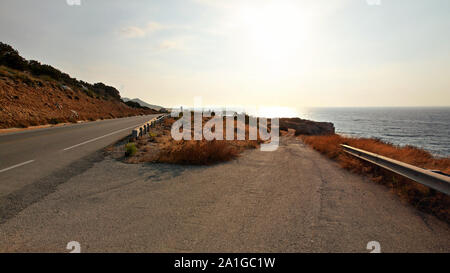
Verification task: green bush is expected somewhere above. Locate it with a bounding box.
[148,132,157,142]
[125,143,137,157]
[84,89,95,98]
[0,42,27,70]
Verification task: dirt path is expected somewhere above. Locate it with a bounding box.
[0,135,448,252]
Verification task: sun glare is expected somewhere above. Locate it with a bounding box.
[234,2,310,65]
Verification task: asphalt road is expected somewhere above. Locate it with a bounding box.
[0,133,448,252]
[0,114,159,199]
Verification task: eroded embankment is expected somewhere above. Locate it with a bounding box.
[0,66,158,129]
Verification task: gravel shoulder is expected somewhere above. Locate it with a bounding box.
[0,135,448,252]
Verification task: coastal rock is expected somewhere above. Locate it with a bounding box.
[279,118,335,135]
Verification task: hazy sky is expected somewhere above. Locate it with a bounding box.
[1,0,449,109]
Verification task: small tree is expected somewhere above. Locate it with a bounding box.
[0,42,27,70]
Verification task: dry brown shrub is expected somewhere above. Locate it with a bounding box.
[157,139,240,165]
[127,115,261,165]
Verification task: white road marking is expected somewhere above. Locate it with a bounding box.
[62,123,143,151]
[0,160,35,173]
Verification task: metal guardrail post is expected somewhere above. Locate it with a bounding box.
[132,129,138,138]
[340,144,450,195]
[130,115,168,139]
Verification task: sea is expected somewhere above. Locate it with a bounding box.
[297,107,450,158]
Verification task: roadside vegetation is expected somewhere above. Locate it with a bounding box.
[300,134,450,223]
[119,114,338,165]
[122,115,263,165]
[125,143,137,157]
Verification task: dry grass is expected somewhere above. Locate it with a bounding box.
[125,116,262,165]
[300,134,450,223]
[157,139,240,165]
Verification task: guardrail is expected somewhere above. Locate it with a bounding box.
[340,144,450,195]
[131,115,167,139]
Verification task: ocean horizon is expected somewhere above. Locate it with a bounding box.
[297,106,450,158]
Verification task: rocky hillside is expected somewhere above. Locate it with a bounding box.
[122,97,164,111]
[0,42,158,129]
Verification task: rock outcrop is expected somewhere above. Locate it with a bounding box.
[279,118,335,135]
